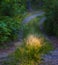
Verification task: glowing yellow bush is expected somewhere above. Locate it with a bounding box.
[25,34,44,49]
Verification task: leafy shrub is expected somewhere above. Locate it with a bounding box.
[0,0,26,45]
[4,34,53,65]
[0,16,21,44]
[43,0,58,36]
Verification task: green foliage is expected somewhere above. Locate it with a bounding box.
[43,0,58,36]
[4,36,53,65]
[23,16,43,38]
[0,17,20,43]
[0,0,26,16]
[0,0,26,46]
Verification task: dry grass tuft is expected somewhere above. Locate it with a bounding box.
[25,34,44,49]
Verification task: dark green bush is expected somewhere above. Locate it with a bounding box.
[0,0,26,45]
[0,0,26,16]
[43,0,58,36]
[0,17,20,43]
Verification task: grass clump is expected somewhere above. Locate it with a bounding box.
[4,34,53,65]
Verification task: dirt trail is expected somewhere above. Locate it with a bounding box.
[0,11,58,65]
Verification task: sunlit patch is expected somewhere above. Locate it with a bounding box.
[25,34,44,49]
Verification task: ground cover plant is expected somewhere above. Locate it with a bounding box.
[4,34,53,65]
[3,16,53,65]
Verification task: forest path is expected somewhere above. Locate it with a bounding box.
[0,11,58,65]
[0,11,45,64]
[22,11,44,24]
[22,11,58,65]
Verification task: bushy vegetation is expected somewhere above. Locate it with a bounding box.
[0,0,26,16]
[0,0,56,64]
[0,0,26,45]
[0,17,20,43]
[3,15,53,65]
[43,0,58,36]
[23,16,44,38]
[4,34,53,65]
